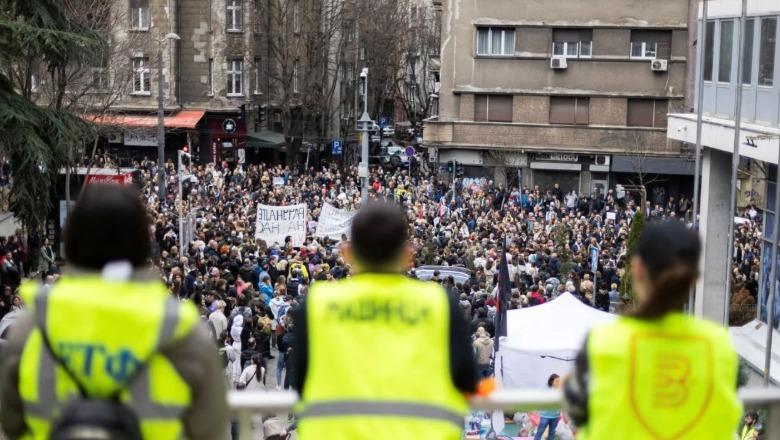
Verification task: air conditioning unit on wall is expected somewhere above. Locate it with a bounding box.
[550,56,568,70]
[594,155,611,166]
[651,59,668,72]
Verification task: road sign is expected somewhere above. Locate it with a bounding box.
[332,139,343,155]
[222,118,237,133]
[405,146,415,157]
[237,148,246,164]
[379,116,388,128]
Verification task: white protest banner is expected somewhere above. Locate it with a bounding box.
[273,177,284,186]
[315,203,355,240]
[255,204,307,247]
[606,212,617,221]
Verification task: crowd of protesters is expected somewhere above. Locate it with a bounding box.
[0,154,765,390]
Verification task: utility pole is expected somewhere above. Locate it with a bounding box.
[157,48,166,202]
[156,33,180,203]
[358,68,372,203]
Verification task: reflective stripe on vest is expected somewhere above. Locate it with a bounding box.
[299,274,468,439]
[22,287,186,420]
[299,401,464,428]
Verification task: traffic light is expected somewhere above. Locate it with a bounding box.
[258,106,266,124]
[447,160,454,173]
[456,162,465,177]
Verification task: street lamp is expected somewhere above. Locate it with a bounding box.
[357,67,373,203]
[157,32,181,202]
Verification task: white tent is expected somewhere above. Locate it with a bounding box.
[497,293,616,389]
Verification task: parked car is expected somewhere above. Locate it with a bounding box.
[413,265,472,285]
[381,126,395,138]
[377,141,411,169]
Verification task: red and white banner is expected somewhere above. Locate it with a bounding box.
[85,173,132,185]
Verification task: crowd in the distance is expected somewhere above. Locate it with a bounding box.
[0,153,764,389]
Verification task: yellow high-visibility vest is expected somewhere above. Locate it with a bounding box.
[297,273,468,440]
[17,276,198,440]
[580,312,742,440]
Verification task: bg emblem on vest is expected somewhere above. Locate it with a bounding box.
[629,334,715,440]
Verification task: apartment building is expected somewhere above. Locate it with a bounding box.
[425,0,696,198]
[90,0,353,166]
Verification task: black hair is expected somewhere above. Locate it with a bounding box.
[547,373,560,387]
[64,184,151,269]
[350,202,408,271]
[631,220,701,319]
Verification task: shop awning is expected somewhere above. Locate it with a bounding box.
[84,110,206,129]
[247,130,286,149]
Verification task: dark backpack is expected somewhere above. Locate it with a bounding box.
[34,292,143,440]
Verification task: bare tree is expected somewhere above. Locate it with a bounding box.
[259,0,347,166]
[396,1,439,129]
[353,0,409,118]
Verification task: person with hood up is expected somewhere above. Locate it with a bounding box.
[230,314,244,353]
[472,327,494,378]
[458,293,472,319]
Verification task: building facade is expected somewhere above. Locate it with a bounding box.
[425,0,697,197]
[91,0,359,166]
[667,0,779,329]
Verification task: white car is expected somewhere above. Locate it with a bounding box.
[381,126,395,137]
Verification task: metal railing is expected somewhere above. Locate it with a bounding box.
[228,387,780,438]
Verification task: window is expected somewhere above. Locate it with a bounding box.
[627,99,668,128]
[759,18,776,86]
[552,29,592,58]
[30,73,39,93]
[476,27,515,56]
[254,57,262,94]
[630,30,672,60]
[293,60,299,93]
[293,0,300,33]
[130,0,149,31]
[207,58,214,96]
[132,57,150,94]
[226,0,243,32]
[226,59,243,96]
[742,19,755,85]
[360,47,365,60]
[474,94,513,122]
[549,97,589,125]
[91,68,108,90]
[704,21,715,81]
[718,20,734,82]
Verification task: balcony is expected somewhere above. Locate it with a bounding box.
[228,387,780,438]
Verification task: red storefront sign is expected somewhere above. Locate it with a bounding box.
[85,173,132,185]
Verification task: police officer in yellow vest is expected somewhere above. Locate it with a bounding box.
[290,202,478,439]
[0,184,228,439]
[564,220,743,439]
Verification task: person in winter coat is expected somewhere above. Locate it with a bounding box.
[230,314,244,353]
[221,333,242,389]
[209,300,228,339]
[458,293,472,319]
[472,327,494,378]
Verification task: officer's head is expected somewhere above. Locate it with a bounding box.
[347,202,410,273]
[64,183,151,270]
[631,220,700,319]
